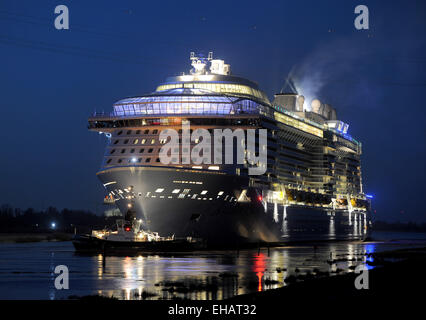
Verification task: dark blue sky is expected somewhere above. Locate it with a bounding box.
[0,0,425,222]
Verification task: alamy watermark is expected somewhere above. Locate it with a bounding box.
[54,265,69,290]
[158,124,268,175]
[354,264,369,289]
[54,5,69,30]
[354,5,369,30]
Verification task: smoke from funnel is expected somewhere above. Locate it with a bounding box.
[287,37,372,112]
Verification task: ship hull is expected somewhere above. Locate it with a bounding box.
[98,166,371,245]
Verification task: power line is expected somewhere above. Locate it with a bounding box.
[0,34,181,68]
[0,9,191,49]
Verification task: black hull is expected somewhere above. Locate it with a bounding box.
[97,167,372,245]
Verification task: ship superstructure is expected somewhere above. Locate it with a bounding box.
[88,53,371,244]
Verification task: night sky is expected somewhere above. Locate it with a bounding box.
[0,1,425,222]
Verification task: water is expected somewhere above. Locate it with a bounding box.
[0,231,425,300]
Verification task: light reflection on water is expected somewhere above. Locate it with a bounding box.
[0,232,425,300]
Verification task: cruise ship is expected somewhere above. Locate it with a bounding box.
[88,52,372,244]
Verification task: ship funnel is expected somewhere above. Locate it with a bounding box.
[311,99,321,113]
[296,95,305,111]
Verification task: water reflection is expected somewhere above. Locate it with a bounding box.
[91,242,377,300]
[0,236,424,300]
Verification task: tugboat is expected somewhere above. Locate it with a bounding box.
[72,209,203,253]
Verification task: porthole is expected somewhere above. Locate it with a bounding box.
[139,148,145,153]
[148,148,153,153]
[114,140,119,145]
[110,149,115,154]
[117,130,123,135]
[106,159,112,164]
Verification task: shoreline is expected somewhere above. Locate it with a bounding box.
[0,229,425,245]
[0,233,73,243]
[227,246,426,306]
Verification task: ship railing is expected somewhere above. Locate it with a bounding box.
[90,109,262,119]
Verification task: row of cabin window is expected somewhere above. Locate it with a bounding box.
[116,129,214,136]
[113,138,163,145]
[110,146,208,155]
[105,156,196,164]
[117,129,159,135]
[110,148,156,154]
[113,137,201,145]
[106,157,161,164]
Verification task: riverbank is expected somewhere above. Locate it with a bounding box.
[228,246,426,308]
[0,233,73,243]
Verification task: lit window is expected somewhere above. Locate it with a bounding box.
[151,139,155,144]
[155,188,164,193]
[141,139,146,144]
[172,189,180,193]
[159,138,167,144]
[200,190,208,195]
[218,191,224,195]
[134,139,139,144]
[192,166,202,169]
[208,166,220,170]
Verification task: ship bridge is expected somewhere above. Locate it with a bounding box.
[111,87,266,117]
[89,52,270,122]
